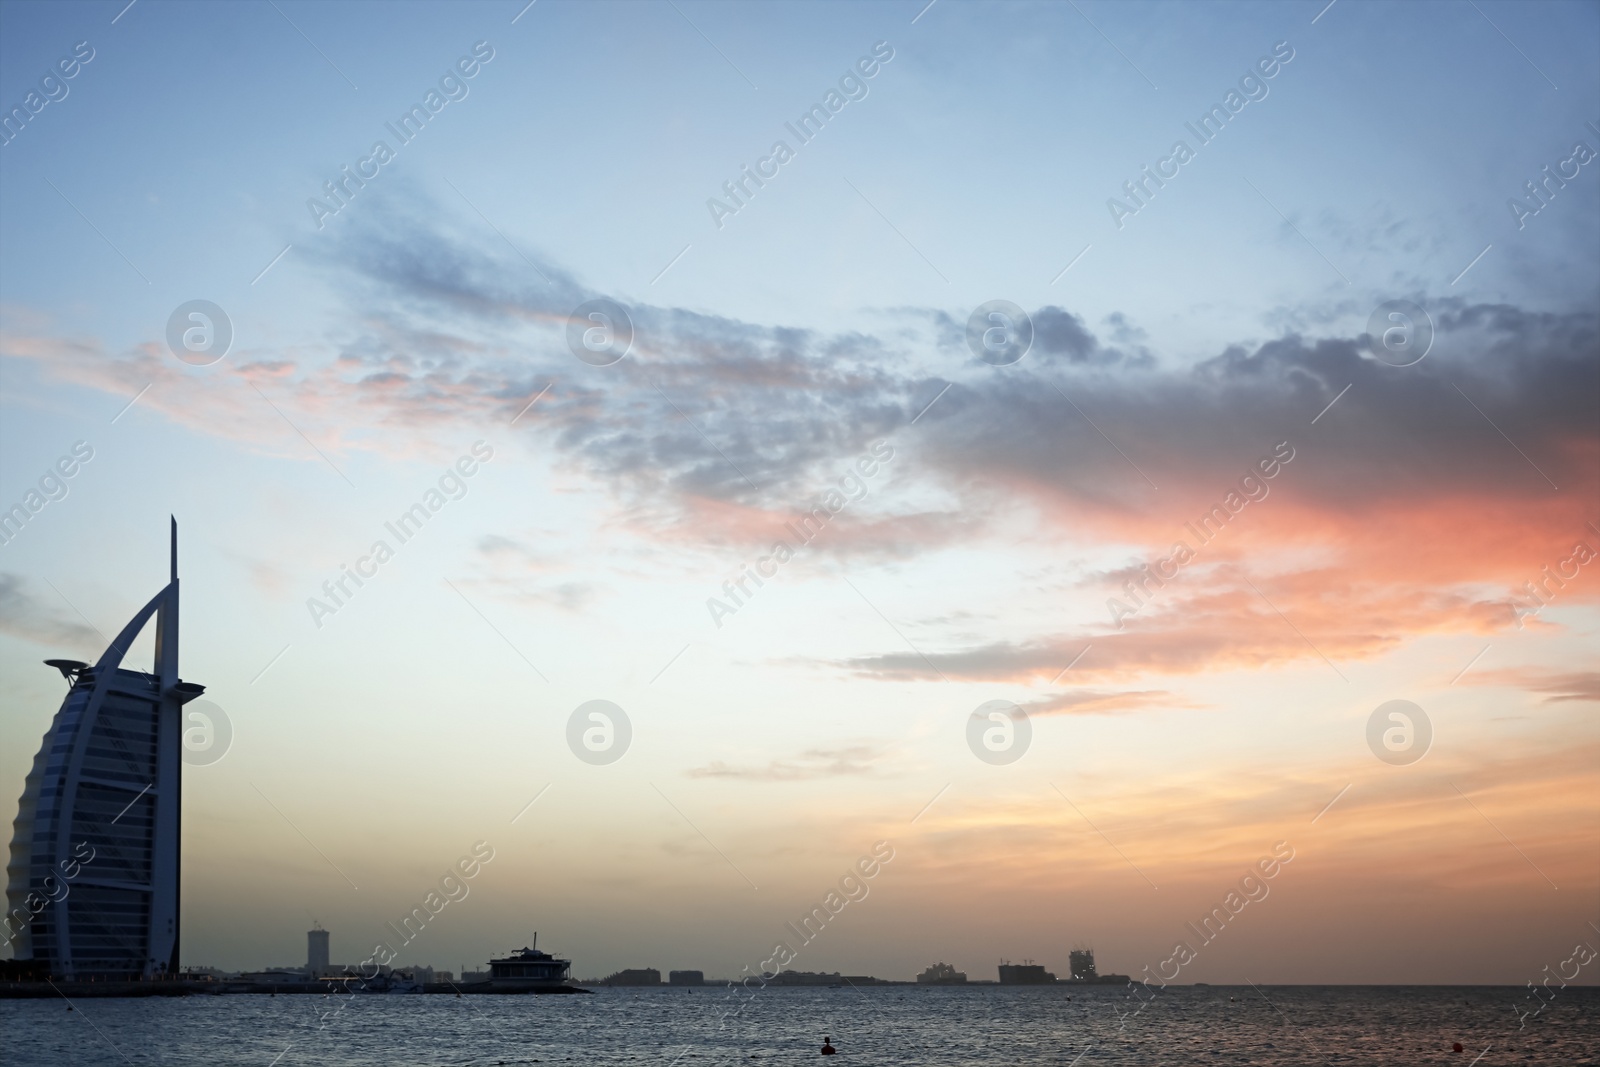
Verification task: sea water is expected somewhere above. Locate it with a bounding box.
[3,984,1596,1065]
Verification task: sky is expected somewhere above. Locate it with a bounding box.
[1,0,1597,987]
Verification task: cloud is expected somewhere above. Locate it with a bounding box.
[10,196,1594,542]
[301,203,1598,550]
[687,745,888,781]
[225,551,292,597]
[1467,668,1600,704]
[0,573,103,652]
[1019,689,1192,716]
[835,560,1529,684]
[5,190,1595,685]
[467,535,598,612]
[1032,306,1099,362]
[913,312,1596,530]
[477,534,564,573]
[903,735,1600,893]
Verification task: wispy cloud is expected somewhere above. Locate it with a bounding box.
[687,744,888,781]
[1467,668,1600,704]
[0,574,102,652]
[1019,689,1193,716]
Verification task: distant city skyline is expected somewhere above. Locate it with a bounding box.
[2,0,1596,988]
[191,920,1131,987]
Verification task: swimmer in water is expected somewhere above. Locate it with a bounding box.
[821,1036,836,1055]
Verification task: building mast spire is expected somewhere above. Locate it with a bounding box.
[171,515,178,582]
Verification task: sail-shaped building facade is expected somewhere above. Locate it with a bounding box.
[4,521,204,979]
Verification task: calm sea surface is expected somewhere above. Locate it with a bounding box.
[4,985,1596,1065]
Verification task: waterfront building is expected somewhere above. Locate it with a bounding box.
[489,938,572,987]
[600,967,661,986]
[759,970,889,986]
[997,961,1056,984]
[4,522,204,979]
[765,970,839,986]
[238,968,306,983]
[308,925,330,976]
[917,961,968,984]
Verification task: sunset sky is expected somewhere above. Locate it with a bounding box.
[2,0,1596,986]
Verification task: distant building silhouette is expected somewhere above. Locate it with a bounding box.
[238,968,306,983]
[1069,949,1097,981]
[600,967,661,986]
[916,961,968,984]
[5,521,204,979]
[308,926,330,976]
[669,969,704,986]
[765,970,839,986]
[762,970,888,986]
[997,960,1056,984]
[490,941,572,987]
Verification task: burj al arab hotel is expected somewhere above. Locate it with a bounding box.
[5,521,205,979]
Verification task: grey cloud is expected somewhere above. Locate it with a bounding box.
[912,312,1596,518]
[0,574,103,652]
[311,191,1597,535]
[1031,306,1098,362]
